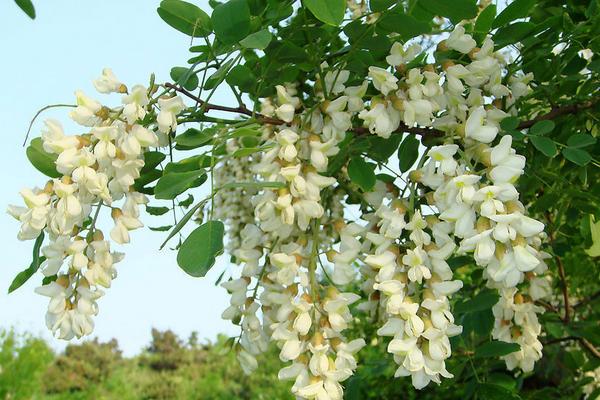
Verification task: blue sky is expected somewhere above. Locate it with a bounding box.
[0,0,238,355]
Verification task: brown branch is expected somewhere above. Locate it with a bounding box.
[574,290,600,309]
[165,83,597,139]
[545,211,571,324]
[556,255,571,323]
[580,338,600,359]
[543,336,579,346]
[164,83,283,125]
[516,98,598,130]
[542,336,600,359]
[535,299,560,315]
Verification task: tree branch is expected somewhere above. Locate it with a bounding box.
[574,290,600,309]
[516,98,598,130]
[164,83,597,140]
[556,254,571,323]
[580,338,600,359]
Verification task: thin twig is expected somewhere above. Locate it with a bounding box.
[580,338,600,359]
[165,83,598,140]
[556,255,571,323]
[573,290,600,309]
[23,104,76,146]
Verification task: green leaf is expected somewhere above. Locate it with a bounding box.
[476,383,521,400]
[398,135,420,172]
[170,67,199,91]
[474,4,496,33]
[348,157,376,192]
[179,194,194,208]
[204,59,234,90]
[134,169,162,193]
[370,0,395,12]
[367,135,403,162]
[157,0,212,37]
[146,206,170,216]
[562,147,592,166]
[8,232,45,293]
[211,0,251,45]
[177,221,225,277]
[149,225,173,232]
[26,138,60,178]
[455,289,499,314]
[500,116,520,131]
[529,120,555,136]
[492,0,535,28]
[154,170,206,200]
[225,64,256,91]
[530,136,557,157]
[142,151,166,173]
[475,341,521,358]
[377,12,431,40]
[174,127,214,148]
[232,146,270,157]
[160,201,206,249]
[417,0,478,23]
[304,0,346,26]
[14,0,35,19]
[566,134,596,148]
[240,29,273,50]
[585,215,600,257]
[229,127,261,138]
[492,22,535,48]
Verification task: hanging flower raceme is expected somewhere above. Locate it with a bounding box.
[8,69,185,341]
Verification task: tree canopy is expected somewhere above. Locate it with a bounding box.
[7,0,600,398]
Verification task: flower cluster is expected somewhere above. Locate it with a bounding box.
[9,14,555,400]
[8,69,184,340]
[213,140,259,254]
[216,25,550,398]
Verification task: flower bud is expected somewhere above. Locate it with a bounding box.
[326,250,338,262]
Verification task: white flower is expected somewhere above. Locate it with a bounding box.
[276,85,300,108]
[431,280,463,297]
[276,103,295,123]
[489,135,526,183]
[280,338,303,361]
[344,81,368,112]
[93,68,125,94]
[403,99,434,127]
[122,85,149,123]
[324,68,350,95]
[8,188,50,240]
[41,119,79,154]
[465,107,498,143]
[428,145,458,176]
[157,96,185,133]
[309,138,338,171]
[445,64,469,94]
[91,126,118,163]
[110,209,143,244]
[369,66,398,95]
[446,25,476,54]
[238,349,258,374]
[120,125,158,157]
[270,253,299,286]
[386,42,421,66]
[70,91,102,126]
[403,247,431,284]
[358,102,401,138]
